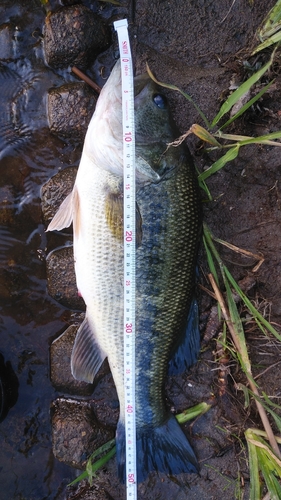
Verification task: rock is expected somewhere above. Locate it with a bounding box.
[41,166,77,226]
[0,353,19,423]
[50,324,94,396]
[66,481,111,500]
[0,23,13,60]
[47,82,96,140]
[91,373,119,428]
[43,5,109,69]
[0,186,16,225]
[51,397,115,469]
[46,245,85,310]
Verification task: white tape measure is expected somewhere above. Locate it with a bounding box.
[114,19,137,498]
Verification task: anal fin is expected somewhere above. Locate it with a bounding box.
[71,314,106,383]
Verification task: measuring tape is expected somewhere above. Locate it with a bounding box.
[114,19,137,498]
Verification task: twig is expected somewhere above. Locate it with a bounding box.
[220,0,237,24]
[72,66,101,94]
[213,237,265,272]
[254,360,281,381]
[208,273,281,459]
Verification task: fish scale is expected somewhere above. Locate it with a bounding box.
[135,154,201,429]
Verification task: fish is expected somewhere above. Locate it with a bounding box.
[47,59,202,482]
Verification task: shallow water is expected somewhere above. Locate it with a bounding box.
[0,2,84,498]
[0,143,78,499]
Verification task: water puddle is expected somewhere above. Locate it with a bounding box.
[0,1,97,498]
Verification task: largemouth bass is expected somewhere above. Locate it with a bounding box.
[47,59,202,482]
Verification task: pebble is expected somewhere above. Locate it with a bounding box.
[46,245,85,310]
[50,324,94,396]
[47,82,96,140]
[41,166,77,226]
[44,5,109,69]
[51,397,115,469]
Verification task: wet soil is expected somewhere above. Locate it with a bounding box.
[0,0,281,499]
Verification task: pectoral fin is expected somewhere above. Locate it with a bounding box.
[136,154,161,182]
[47,186,80,233]
[105,191,123,241]
[71,314,106,383]
[105,191,142,246]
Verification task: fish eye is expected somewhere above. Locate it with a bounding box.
[153,94,167,109]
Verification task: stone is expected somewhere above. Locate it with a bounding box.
[0,186,16,225]
[47,82,96,140]
[91,373,119,428]
[41,166,77,226]
[46,245,85,310]
[51,397,115,469]
[50,324,94,396]
[0,23,13,60]
[43,5,109,69]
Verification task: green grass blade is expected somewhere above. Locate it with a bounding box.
[211,55,274,127]
[220,80,274,129]
[262,391,281,411]
[68,443,116,486]
[215,132,254,141]
[194,164,213,200]
[224,276,252,375]
[176,402,211,424]
[235,130,281,146]
[239,383,251,408]
[247,430,281,496]
[198,145,239,182]
[252,31,281,54]
[245,429,261,500]
[203,237,219,285]
[266,408,281,434]
[199,177,213,200]
[213,131,281,147]
[258,0,281,40]
[250,391,281,434]
[88,438,116,461]
[223,267,281,341]
[258,448,281,500]
[88,446,117,475]
[203,226,220,285]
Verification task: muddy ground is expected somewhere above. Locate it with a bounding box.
[0,0,281,499]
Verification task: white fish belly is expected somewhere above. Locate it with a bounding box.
[74,162,125,415]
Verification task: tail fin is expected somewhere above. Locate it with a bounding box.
[116,415,199,483]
